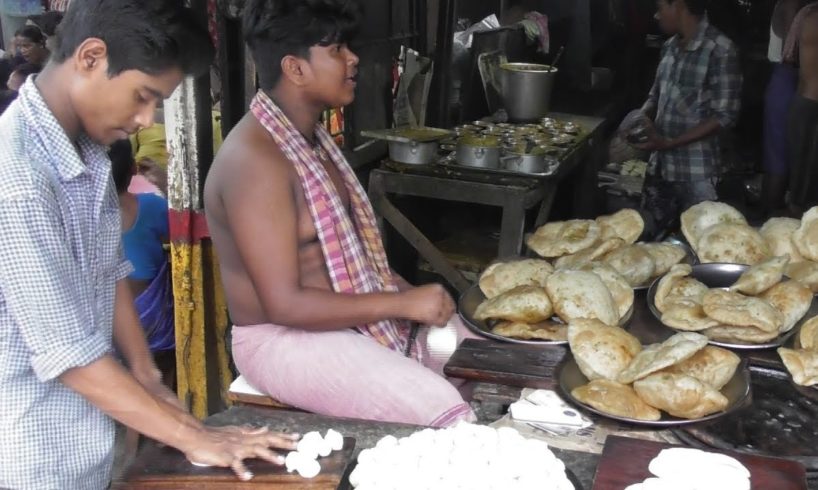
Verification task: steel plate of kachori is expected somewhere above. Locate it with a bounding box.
[647,263,814,350]
[558,356,751,427]
[458,284,633,345]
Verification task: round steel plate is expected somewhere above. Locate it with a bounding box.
[558,356,752,427]
[457,284,633,345]
[646,263,810,350]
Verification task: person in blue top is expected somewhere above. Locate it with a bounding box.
[110,138,175,353]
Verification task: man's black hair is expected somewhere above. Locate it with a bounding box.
[28,11,64,37]
[12,62,42,78]
[243,0,362,91]
[109,139,135,194]
[52,0,214,77]
[15,26,45,45]
[669,0,708,16]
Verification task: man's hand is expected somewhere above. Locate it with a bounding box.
[631,119,673,152]
[183,425,300,481]
[132,363,184,411]
[400,284,455,327]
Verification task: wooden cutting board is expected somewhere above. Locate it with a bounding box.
[114,437,355,489]
[592,436,807,490]
[443,338,568,389]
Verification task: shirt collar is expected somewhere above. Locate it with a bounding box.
[17,77,107,181]
[669,17,710,52]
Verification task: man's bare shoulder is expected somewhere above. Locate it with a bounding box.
[206,113,294,203]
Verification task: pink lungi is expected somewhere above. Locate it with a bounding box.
[231,317,479,427]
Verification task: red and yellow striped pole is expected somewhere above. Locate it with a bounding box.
[165,76,232,419]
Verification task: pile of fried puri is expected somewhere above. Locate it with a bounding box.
[525,209,688,288]
[569,328,740,421]
[683,201,818,290]
[654,257,812,344]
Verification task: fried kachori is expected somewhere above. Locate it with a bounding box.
[545,270,619,326]
[473,285,553,323]
[786,260,818,293]
[794,206,818,262]
[478,259,554,298]
[617,332,708,384]
[778,347,818,386]
[633,372,729,419]
[637,242,688,277]
[729,255,789,296]
[681,201,747,252]
[695,223,769,265]
[602,244,656,287]
[491,320,567,341]
[596,208,644,245]
[554,238,625,271]
[579,262,634,321]
[571,379,662,421]
[527,220,600,258]
[701,289,783,333]
[659,345,740,390]
[799,315,818,350]
[567,318,642,381]
[760,280,812,333]
[760,217,803,262]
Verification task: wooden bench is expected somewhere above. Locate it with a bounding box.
[227,375,303,411]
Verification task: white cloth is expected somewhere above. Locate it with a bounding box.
[768,25,784,63]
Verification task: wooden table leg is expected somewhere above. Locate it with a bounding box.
[371,193,472,294]
[498,200,526,258]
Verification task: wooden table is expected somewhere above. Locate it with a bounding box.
[115,406,602,490]
[368,113,605,294]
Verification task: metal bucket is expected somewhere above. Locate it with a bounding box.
[499,63,557,123]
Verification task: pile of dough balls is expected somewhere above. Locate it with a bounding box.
[349,423,574,490]
[284,429,344,478]
[625,447,750,490]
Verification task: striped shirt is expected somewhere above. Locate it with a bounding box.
[0,78,132,489]
[642,18,742,182]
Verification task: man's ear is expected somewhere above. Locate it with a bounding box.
[280,54,309,86]
[73,37,109,75]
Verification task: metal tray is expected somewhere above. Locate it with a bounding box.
[558,356,752,427]
[458,284,633,345]
[360,126,454,144]
[437,153,560,179]
[646,263,810,350]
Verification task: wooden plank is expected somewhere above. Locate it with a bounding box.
[443,338,568,389]
[593,436,807,490]
[116,438,355,490]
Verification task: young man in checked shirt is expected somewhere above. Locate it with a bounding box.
[0,1,299,488]
[632,0,742,238]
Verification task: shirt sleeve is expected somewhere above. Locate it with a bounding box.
[641,76,660,117]
[0,195,110,381]
[709,44,743,129]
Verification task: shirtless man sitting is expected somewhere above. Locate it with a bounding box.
[204,0,475,427]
